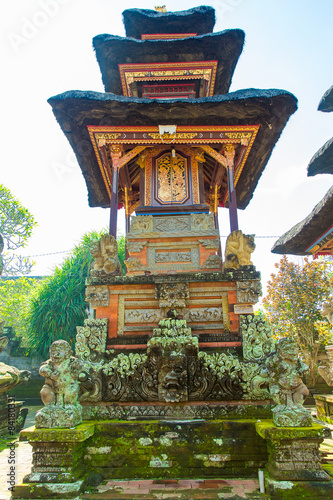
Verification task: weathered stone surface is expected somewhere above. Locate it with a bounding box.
[223,230,256,270]
[90,234,122,276]
[237,279,262,303]
[256,422,329,482]
[36,340,84,428]
[266,338,312,427]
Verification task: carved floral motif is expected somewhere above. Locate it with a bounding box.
[236,280,262,304]
[126,240,147,253]
[85,285,109,308]
[240,315,275,362]
[130,216,154,234]
[191,213,215,231]
[155,282,189,308]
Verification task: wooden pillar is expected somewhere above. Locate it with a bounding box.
[225,144,238,232]
[109,145,124,237]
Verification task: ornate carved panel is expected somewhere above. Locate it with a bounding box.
[236,280,262,303]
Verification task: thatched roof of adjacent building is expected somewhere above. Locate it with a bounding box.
[122,6,216,39]
[93,30,245,95]
[307,136,333,176]
[272,186,333,255]
[318,85,333,112]
[48,88,297,209]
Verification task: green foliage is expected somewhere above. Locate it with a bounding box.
[25,231,124,358]
[0,184,37,276]
[262,255,333,385]
[0,277,39,340]
[117,234,126,274]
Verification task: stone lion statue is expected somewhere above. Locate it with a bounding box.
[90,234,121,275]
[223,230,256,271]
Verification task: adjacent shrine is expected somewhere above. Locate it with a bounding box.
[14,6,333,500]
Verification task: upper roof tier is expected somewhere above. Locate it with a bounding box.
[48,88,297,209]
[93,29,245,95]
[122,6,216,39]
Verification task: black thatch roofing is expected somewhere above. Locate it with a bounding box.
[272,186,333,255]
[93,30,244,95]
[307,136,333,176]
[318,85,333,112]
[48,88,297,209]
[122,6,216,39]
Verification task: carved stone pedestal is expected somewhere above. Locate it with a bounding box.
[12,423,94,499]
[255,421,330,481]
[315,394,333,425]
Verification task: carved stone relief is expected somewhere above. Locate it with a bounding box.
[125,257,144,271]
[155,251,191,263]
[236,280,262,304]
[202,255,222,269]
[125,309,164,324]
[184,307,223,323]
[155,282,189,308]
[130,215,154,234]
[191,213,215,231]
[240,315,275,363]
[199,239,220,249]
[85,285,109,308]
[154,216,190,233]
[126,240,148,253]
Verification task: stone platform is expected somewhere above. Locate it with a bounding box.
[81,478,267,499]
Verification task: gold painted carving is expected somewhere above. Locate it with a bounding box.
[200,145,227,168]
[222,295,230,331]
[155,5,167,12]
[156,153,187,203]
[118,146,147,170]
[148,132,198,142]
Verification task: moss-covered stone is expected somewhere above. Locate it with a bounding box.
[19,421,95,443]
[264,473,333,499]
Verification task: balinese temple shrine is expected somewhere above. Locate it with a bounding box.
[15,7,333,500]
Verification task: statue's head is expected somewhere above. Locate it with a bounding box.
[90,240,100,257]
[276,337,298,361]
[49,340,72,363]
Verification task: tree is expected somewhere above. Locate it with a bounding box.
[0,184,37,276]
[25,232,125,358]
[262,255,333,386]
[0,277,39,341]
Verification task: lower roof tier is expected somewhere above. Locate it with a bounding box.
[48,88,297,209]
[272,185,333,256]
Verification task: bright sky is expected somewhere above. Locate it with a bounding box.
[1,0,332,295]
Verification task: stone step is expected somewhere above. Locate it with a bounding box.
[81,478,268,500]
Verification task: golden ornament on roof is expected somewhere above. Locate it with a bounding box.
[155,6,167,12]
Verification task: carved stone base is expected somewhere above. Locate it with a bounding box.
[35,404,82,429]
[14,423,94,498]
[256,422,330,481]
[272,403,312,427]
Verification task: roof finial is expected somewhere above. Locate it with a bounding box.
[154,6,167,12]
